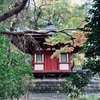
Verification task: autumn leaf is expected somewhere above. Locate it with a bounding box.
[72,32,87,47]
[51,50,61,59]
[43,41,57,46]
[63,46,74,53]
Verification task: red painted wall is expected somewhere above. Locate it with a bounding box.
[33,51,71,73]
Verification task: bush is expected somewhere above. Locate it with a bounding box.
[65,73,90,98]
[66,94,100,100]
[0,35,33,99]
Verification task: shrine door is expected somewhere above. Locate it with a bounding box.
[45,52,58,72]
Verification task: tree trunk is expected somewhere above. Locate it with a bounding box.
[0,0,28,22]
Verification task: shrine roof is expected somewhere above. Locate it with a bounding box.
[41,22,57,35]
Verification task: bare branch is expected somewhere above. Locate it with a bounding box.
[0,28,81,35]
[0,30,40,35]
[0,0,29,22]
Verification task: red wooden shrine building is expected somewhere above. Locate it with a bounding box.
[32,22,71,78]
[11,22,82,78]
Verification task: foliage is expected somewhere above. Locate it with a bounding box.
[0,35,33,100]
[9,0,87,30]
[0,0,13,14]
[82,0,100,75]
[72,32,87,47]
[66,94,100,100]
[45,32,87,58]
[45,33,72,46]
[45,32,87,47]
[65,73,89,98]
[39,0,86,29]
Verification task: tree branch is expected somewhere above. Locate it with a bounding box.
[0,0,29,22]
[0,28,80,35]
[0,30,40,35]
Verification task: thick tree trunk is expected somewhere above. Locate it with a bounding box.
[0,0,28,22]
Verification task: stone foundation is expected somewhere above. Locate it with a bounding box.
[84,77,100,93]
[27,78,100,93]
[27,79,66,93]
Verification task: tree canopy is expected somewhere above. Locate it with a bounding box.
[82,0,100,75]
[0,0,87,56]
